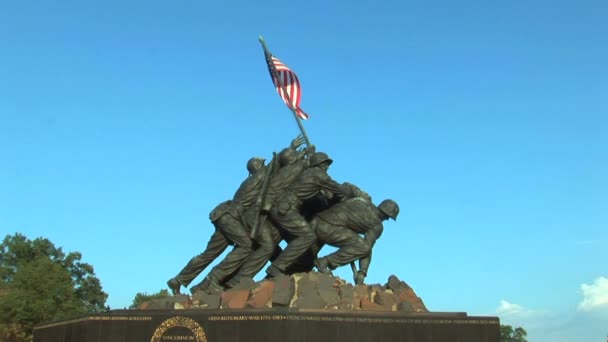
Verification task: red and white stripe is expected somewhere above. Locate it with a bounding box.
[269,56,309,120]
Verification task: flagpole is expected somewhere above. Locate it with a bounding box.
[258,35,312,147]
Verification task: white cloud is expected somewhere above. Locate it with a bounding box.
[578,276,608,311]
[495,300,552,342]
[495,300,549,321]
[497,300,525,316]
[495,296,607,342]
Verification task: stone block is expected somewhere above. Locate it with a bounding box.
[374,289,399,311]
[293,273,326,309]
[271,275,294,307]
[247,280,275,308]
[220,289,250,309]
[360,298,386,311]
[338,284,354,310]
[191,291,220,309]
[397,301,415,312]
[141,294,191,310]
[352,284,370,309]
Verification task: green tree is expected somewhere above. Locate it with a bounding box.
[0,233,108,341]
[500,324,528,342]
[129,289,170,309]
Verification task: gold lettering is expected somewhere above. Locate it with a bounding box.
[205,313,497,327]
[162,336,195,341]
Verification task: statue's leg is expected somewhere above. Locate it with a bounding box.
[173,228,229,287]
[268,222,283,262]
[227,219,280,286]
[286,239,324,274]
[288,219,325,274]
[205,214,254,285]
[267,207,316,275]
[316,224,370,269]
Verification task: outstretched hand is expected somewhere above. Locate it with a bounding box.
[291,135,306,149]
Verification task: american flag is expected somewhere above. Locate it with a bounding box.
[264,51,309,120]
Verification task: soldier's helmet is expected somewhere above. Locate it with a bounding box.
[378,199,399,220]
[246,157,265,174]
[279,148,298,166]
[309,152,333,167]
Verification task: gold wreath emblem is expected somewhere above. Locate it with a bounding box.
[151,316,207,342]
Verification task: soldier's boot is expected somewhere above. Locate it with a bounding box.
[265,264,287,279]
[313,257,333,275]
[190,275,223,294]
[224,276,240,289]
[189,283,204,294]
[225,276,255,290]
[167,277,182,295]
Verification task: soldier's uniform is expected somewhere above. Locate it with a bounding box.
[312,197,384,274]
[312,198,399,284]
[171,202,260,290]
[268,152,345,276]
[227,148,310,284]
[168,159,267,293]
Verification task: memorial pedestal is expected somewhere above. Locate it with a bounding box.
[34,309,500,342]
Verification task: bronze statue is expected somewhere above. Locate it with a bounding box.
[223,137,310,288]
[265,152,348,278]
[167,137,400,294]
[167,137,308,294]
[311,197,399,284]
[166,35,403,293]
[166,156,269,295]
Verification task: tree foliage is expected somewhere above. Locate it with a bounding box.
[0,233,108,341]
[500,324,528,342]
[130,289,170,309]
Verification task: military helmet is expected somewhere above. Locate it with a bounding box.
[246,157,265,174]
[309,152,333,167]
[279,148,298,166]
[378,199,399,220]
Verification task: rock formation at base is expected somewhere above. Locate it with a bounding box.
[139,274,427,313]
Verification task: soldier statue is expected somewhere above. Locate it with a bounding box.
[167,137,400,294]
[167,137,307,294]
[223,137,311,288]
[166,156,268,294]
[312,197,399,285]
[266,152,349,278]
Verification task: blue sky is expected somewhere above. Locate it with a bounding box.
[1,1,606,340]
